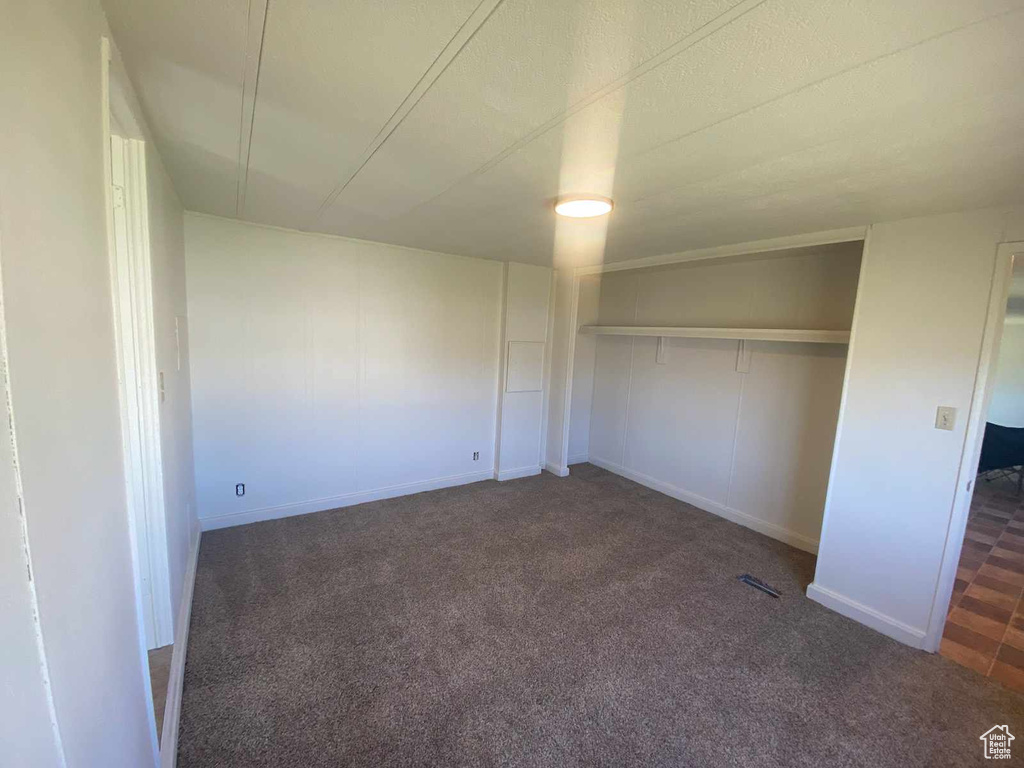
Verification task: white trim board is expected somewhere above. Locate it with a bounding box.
[806,582,926,649]
[575,226,867,276]
[199,470,493,531]
[102,36,161,767]
[159,528,200,768]
[110,134,175,649]
[566,453,589,466]
[496,466,543,482]
[587,456,819,554]
[543,462,570,477]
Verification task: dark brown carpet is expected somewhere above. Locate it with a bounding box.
[178,464,1024,767]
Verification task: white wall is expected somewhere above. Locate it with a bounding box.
[584,244,862,551]
[496,262,552,479]
[0,1,174,764]
[186,214,506,527]
[811,206,1024,647]
[988,321,1024,427]
[145,138,199,624]
[0,323,62,768]
[110,48,201,635]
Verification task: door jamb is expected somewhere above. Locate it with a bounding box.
[923,241,1023,652]
[109,132,173,649]
[101,35,166,766]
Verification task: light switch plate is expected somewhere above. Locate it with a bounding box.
[935,406,957,431]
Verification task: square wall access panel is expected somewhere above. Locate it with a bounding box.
[506,341,545,393]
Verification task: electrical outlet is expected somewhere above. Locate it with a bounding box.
[235,483,245,497]
[935,406,957,431]
[473,451,480,461]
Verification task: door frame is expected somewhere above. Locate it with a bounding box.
[108,131,174,650]
[923,241,1024,651]
[101,34,169,767]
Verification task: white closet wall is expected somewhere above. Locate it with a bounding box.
[581,243,862,552]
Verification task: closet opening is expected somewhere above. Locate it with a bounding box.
[562,239,865,557]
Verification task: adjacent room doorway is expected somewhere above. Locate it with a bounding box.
[932,242,1024,688]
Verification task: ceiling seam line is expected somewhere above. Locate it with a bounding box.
[241,0,270,214]
[232,0,254,215]
[627,5,1024,204]
[403,0,767,217]
[235,0,270,218]
[311,0,507,224]
[362,0,498,153]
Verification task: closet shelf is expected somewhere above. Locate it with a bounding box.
[577,325,850,345]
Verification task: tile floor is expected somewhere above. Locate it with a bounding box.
[941,474,1024,691]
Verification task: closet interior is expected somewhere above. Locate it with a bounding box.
[566,241,865,552]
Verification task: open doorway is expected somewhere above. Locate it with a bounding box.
[937,243,1024,689]
[102,38,172,757]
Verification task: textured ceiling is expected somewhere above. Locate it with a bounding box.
[103,0,1024,267]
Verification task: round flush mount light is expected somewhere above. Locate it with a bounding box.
[554,195,614,218]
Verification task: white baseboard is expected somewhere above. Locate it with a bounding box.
[199,470,493,531]
[543,462,570,478]
[587,456,819,554]
[496,466,542,481]
[160,527,200,768]
[567,453,588,465]
[806,582,926,649]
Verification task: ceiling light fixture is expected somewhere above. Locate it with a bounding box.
[554,195,614,218]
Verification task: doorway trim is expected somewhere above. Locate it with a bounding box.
[923,241,1024,652]
[101,34,167,767]
[109,131,174,649]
